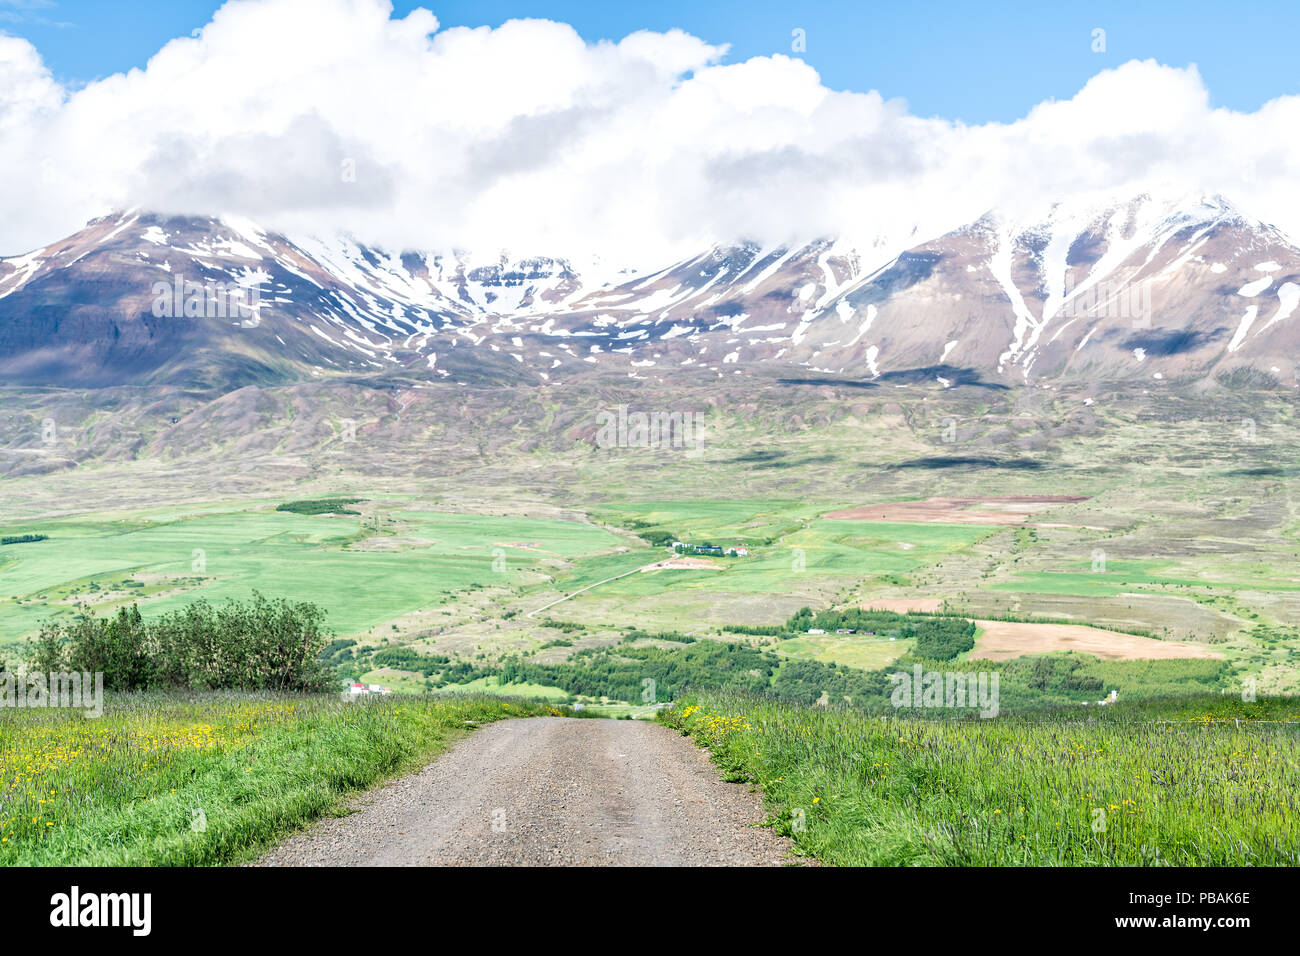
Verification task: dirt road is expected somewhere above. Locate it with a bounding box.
[255,717,797,867]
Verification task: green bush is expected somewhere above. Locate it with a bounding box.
[274,498,363,515]
[29,593,334,692]
[0,533,48,545]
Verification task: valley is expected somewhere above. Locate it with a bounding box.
[3,376,1295,704]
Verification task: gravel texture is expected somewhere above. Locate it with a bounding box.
[254,716,799,866]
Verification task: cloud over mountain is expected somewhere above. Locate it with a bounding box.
[1,0,1297,261]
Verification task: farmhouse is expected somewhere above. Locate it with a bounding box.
[671,542,750,557]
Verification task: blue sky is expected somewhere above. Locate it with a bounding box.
[2,0,1294,123]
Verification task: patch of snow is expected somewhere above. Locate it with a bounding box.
[1238,276,1273,297]
[1257,282,1300,335]
[864,344,880,378]
[1228,306,1259,352]
[844,305,877,347]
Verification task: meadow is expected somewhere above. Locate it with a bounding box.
[661,690,1300,866]
[0,499,626,655]
[0,691,560,865]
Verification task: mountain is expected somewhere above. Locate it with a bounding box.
[2,191,1297,391]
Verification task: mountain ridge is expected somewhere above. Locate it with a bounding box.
[2,190,1297,391]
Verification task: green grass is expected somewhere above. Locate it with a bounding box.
[0,502,627,652]
[774,634,911,670]
[992,560,1300,596]
[661,690,1300,866]
[0,691,562,865]
[432,675,573,701]
[554,510,995,602]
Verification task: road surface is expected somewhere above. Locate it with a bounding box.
[255,717,798,866]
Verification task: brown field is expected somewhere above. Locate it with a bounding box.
[861,598,1222,661]
[827,495,1092,526]
[949,592,1242,643]
[969,620,1224,662]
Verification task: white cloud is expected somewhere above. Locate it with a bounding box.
[1,0,1298,265]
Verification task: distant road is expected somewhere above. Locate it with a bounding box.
[524,564,650,617]
[255,717,796,866]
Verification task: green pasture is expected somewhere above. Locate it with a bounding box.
[774,633,912,670]
[553,510,997,601]
[991,557,1300,597]
[0,501,625,651]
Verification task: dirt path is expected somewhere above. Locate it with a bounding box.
[525,566,647,617]
[254,717,798,867]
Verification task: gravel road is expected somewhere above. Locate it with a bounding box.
[254,717,798,866]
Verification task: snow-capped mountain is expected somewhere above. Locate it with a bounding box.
[1,190,1297,390]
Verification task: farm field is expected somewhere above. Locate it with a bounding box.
[0,499,627,656]
[534,504,1000,631]
[773,633,911,670]
[2,476,1295,696]
[969,620,1225,662]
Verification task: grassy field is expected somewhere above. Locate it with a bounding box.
[428,675,572,701]
[0,499,627,655]
[0,691,561,865]
[661,690,1300,865]
[773,633,912,670]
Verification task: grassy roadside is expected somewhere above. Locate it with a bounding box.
[659,690,1300,866]
[0,692,562,865]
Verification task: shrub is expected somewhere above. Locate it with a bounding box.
[274,498,363,515]
[0,533,48,545]
[29,593,334,692]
